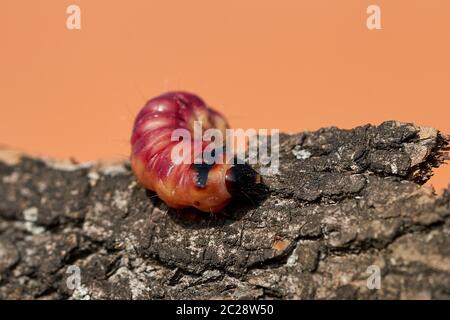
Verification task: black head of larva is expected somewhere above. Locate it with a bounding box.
[225,163,262,197]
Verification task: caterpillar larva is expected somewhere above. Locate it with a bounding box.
[130,91,261,213]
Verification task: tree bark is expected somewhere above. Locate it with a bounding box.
[0,121,449,299]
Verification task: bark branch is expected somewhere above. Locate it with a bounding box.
[0,121,449,299]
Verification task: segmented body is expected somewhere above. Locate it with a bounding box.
[130,91,233,212]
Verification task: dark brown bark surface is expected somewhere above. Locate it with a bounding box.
[0,121,449,299]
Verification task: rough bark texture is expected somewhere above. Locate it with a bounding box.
[0,121,449,300]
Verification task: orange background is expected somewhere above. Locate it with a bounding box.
[1,0,449,190]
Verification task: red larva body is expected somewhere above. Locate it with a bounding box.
[130,91,235,212]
